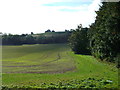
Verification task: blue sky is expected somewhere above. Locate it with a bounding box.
[0,0,101,34]
[43,1,92,12]
[43,2,91,7]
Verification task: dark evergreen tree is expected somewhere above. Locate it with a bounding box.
[88,2,120,66]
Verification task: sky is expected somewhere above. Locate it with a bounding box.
[0,0,101,34]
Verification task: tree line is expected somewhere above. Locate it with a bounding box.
[69,2,120,67]
[2,31,72,45]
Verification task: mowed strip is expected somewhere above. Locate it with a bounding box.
[2,44,75,73]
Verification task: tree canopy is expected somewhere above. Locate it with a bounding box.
[69,2,120,67]
[88,2,120,64]
[69,24,90,54]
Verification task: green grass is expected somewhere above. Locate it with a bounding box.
[2,44,119,88]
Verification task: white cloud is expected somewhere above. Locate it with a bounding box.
[0,0,101,34]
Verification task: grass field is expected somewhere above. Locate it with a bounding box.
[2,44,119,89]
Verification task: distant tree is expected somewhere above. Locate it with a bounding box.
[45,29,51,33]
[31,32,34,35]
[52,30,55,32]
[65,29,69,32]
[21,34,27,37]
[2,34,22,45]
[2,31,72,45]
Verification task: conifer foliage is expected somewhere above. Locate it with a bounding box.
[89,2,120,65]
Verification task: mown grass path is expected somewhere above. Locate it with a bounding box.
[2,44,119,88]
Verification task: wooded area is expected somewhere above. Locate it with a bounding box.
[69,2,120,67]
[2,31,72,45]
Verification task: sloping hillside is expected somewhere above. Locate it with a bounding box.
[2,44,119,88]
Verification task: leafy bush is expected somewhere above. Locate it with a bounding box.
[69,25,90,55]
